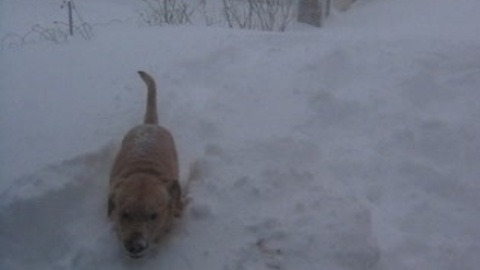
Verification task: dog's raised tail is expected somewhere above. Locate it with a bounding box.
[138,71,158,124]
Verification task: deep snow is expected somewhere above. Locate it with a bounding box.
[1,0,480,269]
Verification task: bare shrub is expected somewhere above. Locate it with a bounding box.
[222,0,254,29]
[32,21,92,44]
[198,0,224,26]
[222,0,294,31]
[139,0,204,25]
[32,24,70,44]
[0,21,93,49]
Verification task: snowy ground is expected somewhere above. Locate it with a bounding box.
[1,0,480,269]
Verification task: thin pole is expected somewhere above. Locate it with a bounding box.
[326,0,331,17]
[68,0,73,36]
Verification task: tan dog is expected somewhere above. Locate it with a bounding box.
[108,71,183,258]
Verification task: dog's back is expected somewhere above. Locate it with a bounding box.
[111,125,178,181]
[110,71,178,181]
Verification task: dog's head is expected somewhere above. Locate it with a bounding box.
[108,175,181,258]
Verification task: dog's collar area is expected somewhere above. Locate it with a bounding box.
[122,167,165,179]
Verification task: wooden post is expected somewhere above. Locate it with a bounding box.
[298,0,323,27]
[68,0,74,36]
[326,0,331,17]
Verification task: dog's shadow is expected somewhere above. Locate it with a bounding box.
[0,143,125,269]
[0,143,200,270]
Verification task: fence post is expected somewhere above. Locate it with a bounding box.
[297,0,324,27]
[67,0,74,36]
[326,0,331,17]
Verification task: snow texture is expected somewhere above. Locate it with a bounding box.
[1,0,480,269]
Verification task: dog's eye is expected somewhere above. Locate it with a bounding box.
[121,212,132,221]
[149,213,158,221]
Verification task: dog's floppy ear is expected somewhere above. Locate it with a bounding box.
[168,180,183,218]
[108,193,116,218]
[169,180,181,200]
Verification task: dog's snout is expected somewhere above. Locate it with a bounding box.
[126,237,148,257]
[128,242,146,253]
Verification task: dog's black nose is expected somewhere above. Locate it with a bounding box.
[127,239,147,257]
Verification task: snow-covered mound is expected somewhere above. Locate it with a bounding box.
[1,0,479,269]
